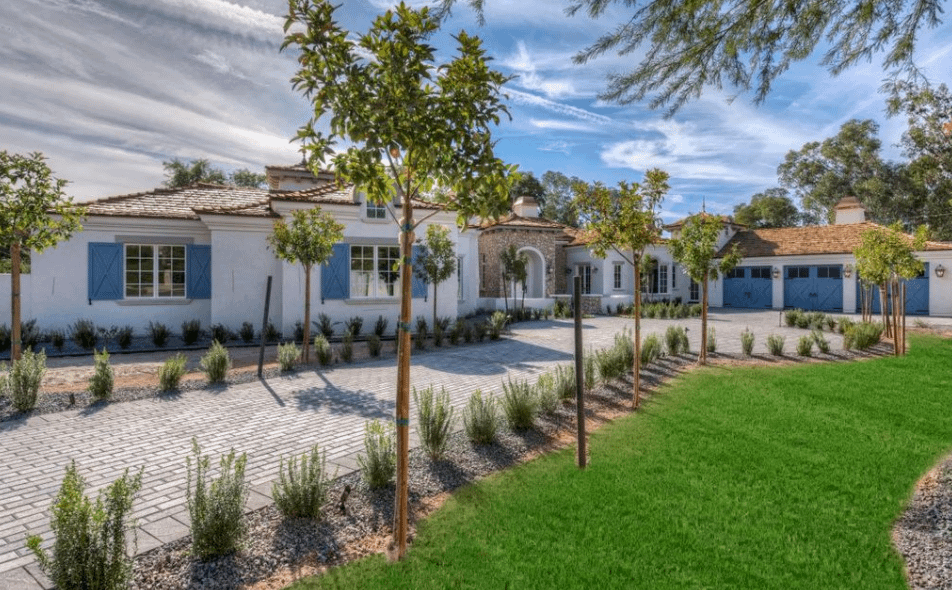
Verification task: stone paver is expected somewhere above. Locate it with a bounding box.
[1,310,948,584]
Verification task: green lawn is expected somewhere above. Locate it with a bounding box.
[290,335,952,589]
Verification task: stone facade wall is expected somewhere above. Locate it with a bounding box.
[552,294,603,316]
[477,228,570,297]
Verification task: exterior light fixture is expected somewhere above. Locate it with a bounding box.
[936,264,946,278]
[772,267,780,279]
[844,264,853,278]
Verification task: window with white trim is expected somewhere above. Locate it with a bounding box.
[366,200,387,220]
[613,262,623,290]
[350,245,400,298]
[658,264,668,294]
[457,256,464,301]
[124,244,185,298]
[578,265,592,295]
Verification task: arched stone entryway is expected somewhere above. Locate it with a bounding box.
[518,247,545,299]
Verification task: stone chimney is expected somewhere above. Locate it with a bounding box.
[513,196,539,218]
[833,196,867,225]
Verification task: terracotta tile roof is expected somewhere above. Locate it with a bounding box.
[481,213,574,232]
[717,222,952,258]
[85,184,275,220]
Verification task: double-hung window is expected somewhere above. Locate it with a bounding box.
[613,262,623,290]
[125,244,186,298]
[366,200,387,220]
[350,245,400,298]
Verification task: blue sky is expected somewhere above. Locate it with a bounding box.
[2,0,951,222]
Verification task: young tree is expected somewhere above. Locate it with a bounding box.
[668,213,742,365]
[414,224,457,329]
[853,223,926,356]
[268,208,344,363]
[499,244,527,314]
[438,0,942,114]
[572,169,669,407]
[283,1,514,560]
[0,151,85,360]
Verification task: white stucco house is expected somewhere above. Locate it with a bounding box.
[2,164,478,337]
[560,197,952,317]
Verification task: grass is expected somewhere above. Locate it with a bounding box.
[289,335,952,590]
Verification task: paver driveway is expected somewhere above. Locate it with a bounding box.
[0,310,879,588]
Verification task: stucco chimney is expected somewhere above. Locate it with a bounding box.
[833,196,867,225]
[513,196,539,218]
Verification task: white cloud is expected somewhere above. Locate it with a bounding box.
[529,119,597,132]
[507,89,613,125]
[539,141,573,154]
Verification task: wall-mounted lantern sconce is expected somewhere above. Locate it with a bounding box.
[565,267,573,275]
[844,264,853,278]
[936,264,946,278]
[592,267,598,274]
[772,267,780,279]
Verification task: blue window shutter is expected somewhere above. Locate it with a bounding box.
[88,242,123,300]
[411,245,427,299]
[187,244,212,299]
[321,243,350,301]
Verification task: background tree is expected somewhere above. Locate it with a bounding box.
[573,168,669,407]
[509,171,545,205]
[414,224,457,328]
[268,208,344,363]
[163,159,267,189]
[283,0,514,560]
[230,168,267,189]
[0,151,85,360]
[540,170,581,226]
[887,81,952,240]
[732,188,801,228]
[668,213,741,365]
[777,119,896,225]
[438,0,943,113]
[853,223,926,356]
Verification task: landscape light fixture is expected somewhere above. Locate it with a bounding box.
[772,267,780,279]
[844,264,853,278]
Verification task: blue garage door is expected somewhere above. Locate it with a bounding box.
[856,264,929,316]
[723,266,773,309]
[784,265,843,311]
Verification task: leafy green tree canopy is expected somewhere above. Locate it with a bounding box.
[162,159,267,189]
[668,213,741,364]
[540,170,582,226]
[510,171,545,203]
[777,119,895,225]
[415,224,457,327]
[732,188,801,228]
[853,222,927,286]
[0,151,85,359]
[268,207,345,362]
[438,0,943,113]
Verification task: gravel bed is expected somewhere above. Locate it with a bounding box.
[894,455,952,589]
[0,365,286,423]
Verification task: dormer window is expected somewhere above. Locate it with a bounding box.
[366,199,387,220]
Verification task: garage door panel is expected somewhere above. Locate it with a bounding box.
[784,265,843,312]
[856,263,929,315]
[724,267,772,309]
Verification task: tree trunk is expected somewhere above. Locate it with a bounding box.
[10,243,21,361]
[303,265,311,363]
[633,259,641,408]
[700,270,709,365]
[392,197,414,562]
[892,279,901,356]
[432,283,438,332]
[502,274,508,314]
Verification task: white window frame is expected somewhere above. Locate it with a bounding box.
[578,265,592,295]
[658,264,669,294]
[613,262,623,290]
[124,243,186,299]
[366,200,387,220]
[689,278,700,302]
[457,255,465,301]
[349,245,400,299]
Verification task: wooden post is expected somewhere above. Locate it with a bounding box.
[10,243,21,361]
[901,283,907,356]
[574,276,586,469]
[257,276,272,378]
[633,260,641,408]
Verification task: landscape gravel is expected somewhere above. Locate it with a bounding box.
[894,455,952,590]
